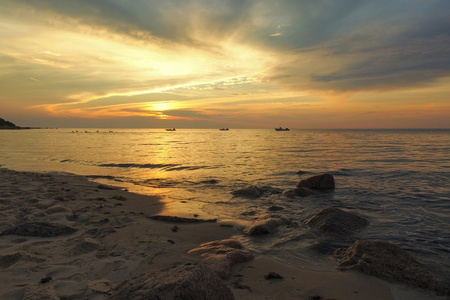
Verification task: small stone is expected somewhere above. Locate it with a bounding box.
[39,276,52,284]
[264,272,284,280]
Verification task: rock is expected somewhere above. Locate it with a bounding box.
[97,184,118,190]
[264,272,284,280]
[284,187,317,198]
[109,263,235,300]
[245,215,291,236]
[297,174,335,190]
[295,187,317,197]
[240,210,257,216]
[149,215,217,223]
[334,240,448,296]
[200,179,219,184]
[268,205,284,211]
[188,239,254,280]
[39,277,52,284]
[305,296,323,300]
[282,189,298,198]
[0,222,77,237]
[305,207,368,236]
[232,185,282,198]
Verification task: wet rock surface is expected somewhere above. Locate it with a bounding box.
[109,263,236,300]
[245,215,291,236]
[334,240,449,296]
[188,239,254,280]
[305,207,369,236]
[297,174,335,190]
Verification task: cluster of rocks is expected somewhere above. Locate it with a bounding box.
[234,173,449,297]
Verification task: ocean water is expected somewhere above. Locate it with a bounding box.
[1,128,449,284]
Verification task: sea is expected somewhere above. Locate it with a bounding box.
[1,128,449,287]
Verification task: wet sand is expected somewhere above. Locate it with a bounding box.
[0,168,440,299]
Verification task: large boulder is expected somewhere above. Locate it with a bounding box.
[297,174,335,190]
[109,263,235,300]
[245,215,291,236]
[188,239,254,280]
[305,207,368,236]
[334,240,448,296]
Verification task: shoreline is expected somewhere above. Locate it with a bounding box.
[0,168,443,299]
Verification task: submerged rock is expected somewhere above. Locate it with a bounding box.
[297,174,335,190]
[0,222,77,237]
[109,263,235,300]
[188,239,254,280]
[305,207,368,236]
[284,187,317,198]
[334,240,448,296]
[295,187,317,197]
[232,185,282,198]
[245,215,291,236]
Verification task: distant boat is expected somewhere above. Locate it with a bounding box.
[275,127,290,131]
[165,128,176,131]
[219,128,229,131]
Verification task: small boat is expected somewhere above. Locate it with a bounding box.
[219,128,229,131]
[165,128,176,131]
[275,127,290,131]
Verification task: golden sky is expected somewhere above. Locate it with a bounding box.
[1,0,449,128]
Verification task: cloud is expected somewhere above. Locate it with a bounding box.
[264,1,450,92]
[2,0,450,128]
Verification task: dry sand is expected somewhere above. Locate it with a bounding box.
[0,168,442,299]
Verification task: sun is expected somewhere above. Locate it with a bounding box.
[147,102,173,112]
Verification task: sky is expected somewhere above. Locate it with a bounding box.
[1,0,449,128]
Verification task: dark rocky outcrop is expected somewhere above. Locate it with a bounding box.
[0,222,77,237]
[297,174,335,190]
[334,240,449,296]
[109,263,235,300]
[305,207,368,236]
[232,185,282,198]
[188,239,254,280]
[0,117,20,129]
[149,215,217,223]
[245,215,291,236]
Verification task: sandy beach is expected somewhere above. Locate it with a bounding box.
[0,168,444,300]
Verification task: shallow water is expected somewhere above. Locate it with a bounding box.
[1,128,449,283]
